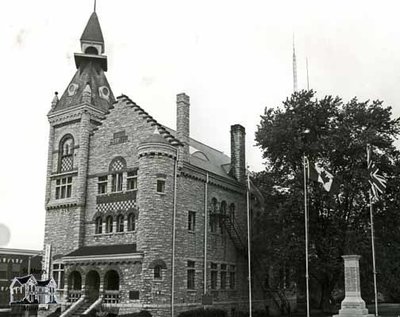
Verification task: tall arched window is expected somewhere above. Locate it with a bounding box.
[229,203,235,221]
[154,265,162,280]
[109,157,126,192]
[220,201,227,234]
[59,135,74,172]
[116,215,124,233]
[210,198,218,233]
[127,213,135,231]
[105,215,113,233]
[95,216,103,234]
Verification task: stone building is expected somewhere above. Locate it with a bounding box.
[42,8,266,317]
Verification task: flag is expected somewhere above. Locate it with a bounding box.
[367,145,387,201]
[368,161,386,200]
[306,158,337,193]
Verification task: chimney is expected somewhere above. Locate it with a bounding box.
[176,93,190,165]
[230,124,246,183]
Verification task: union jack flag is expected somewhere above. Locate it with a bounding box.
[367,145,387,201]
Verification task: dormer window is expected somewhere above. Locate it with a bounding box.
[59,135,74,173]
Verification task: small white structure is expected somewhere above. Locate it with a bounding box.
[10,275,37,303]
[10,274,58,304]
[37,278,58,304]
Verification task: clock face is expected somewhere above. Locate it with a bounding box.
[68,83,78,96]
[99,86,110,100]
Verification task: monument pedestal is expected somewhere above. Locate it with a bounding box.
[334,255,374,317]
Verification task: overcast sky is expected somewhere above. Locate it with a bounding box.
[1,0,400,250]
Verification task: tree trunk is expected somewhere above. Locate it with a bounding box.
[319,282,335,313]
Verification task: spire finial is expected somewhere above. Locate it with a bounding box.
[292,33,298,93]
[94,0,97,12]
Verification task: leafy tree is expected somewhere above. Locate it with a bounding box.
[253,90,400,312]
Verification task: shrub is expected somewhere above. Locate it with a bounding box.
[119,310,152,317]
[178,308,227,317]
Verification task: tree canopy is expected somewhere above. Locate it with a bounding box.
[253,90,400,311]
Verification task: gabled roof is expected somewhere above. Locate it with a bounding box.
[81,12,104,44]
[13,274,36,285]
[116,95,183,147]
[166,127,234,180]
[36,279,54,287]
[65,244,137,257]
[115,95,234,180]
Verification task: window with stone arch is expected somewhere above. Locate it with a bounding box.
[95,216,103,234]
[59,134,74,173]
[127,213,135,231]
[109,157,126,192]
[219,201,227,234]
[149,259,167,281]
[210,198,219,233]
[116,214,124,233]
[229,203,235,221]
[105,215,113,233]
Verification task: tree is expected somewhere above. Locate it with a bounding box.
[253,90,400,312]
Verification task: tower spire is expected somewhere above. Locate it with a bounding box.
[293,34,298,93]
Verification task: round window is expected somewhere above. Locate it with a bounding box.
[102,87,109,96]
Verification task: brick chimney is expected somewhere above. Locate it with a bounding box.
[230,124,246,183]
[176,93,190,165]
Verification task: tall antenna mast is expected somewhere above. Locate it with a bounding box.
[306,57,310,90]
[293,34,298,93]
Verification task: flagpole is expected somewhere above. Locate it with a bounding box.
[303,155,310,317]
[246,169,252,317]
[367,145,379,317]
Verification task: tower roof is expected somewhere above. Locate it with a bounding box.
[51,59,115,113]
[50,10,113,114]
[80,12,104,44]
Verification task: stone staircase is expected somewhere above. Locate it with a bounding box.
[68,299,94,317]
[70,298,96,316]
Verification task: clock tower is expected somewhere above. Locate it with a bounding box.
[43,11,114,259]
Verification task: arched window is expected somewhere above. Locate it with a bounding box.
[154,265,162,280]
[95,217,103,234]
[116,215,124,233]
[210,198,218,233]
[59,135,74,172]
[219,201,227,234]
[229,203,235,221]
[85,46,99,55]
[127,213,135,231]
[109,157,126,192]
[105,215,113,233]
[149,259,167,280]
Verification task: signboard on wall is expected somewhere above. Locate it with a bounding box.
[42,244,51,280]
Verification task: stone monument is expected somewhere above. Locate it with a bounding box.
[334,255,374,317]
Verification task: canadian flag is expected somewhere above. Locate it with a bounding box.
[307,159,337,193]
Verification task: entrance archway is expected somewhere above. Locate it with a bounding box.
[104,270,119,290]
[86,270,100,300]
[68,271,82,290]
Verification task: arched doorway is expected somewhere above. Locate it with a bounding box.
[86,270,100,300]
[68,271,82,290]
[104,270,119,290]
